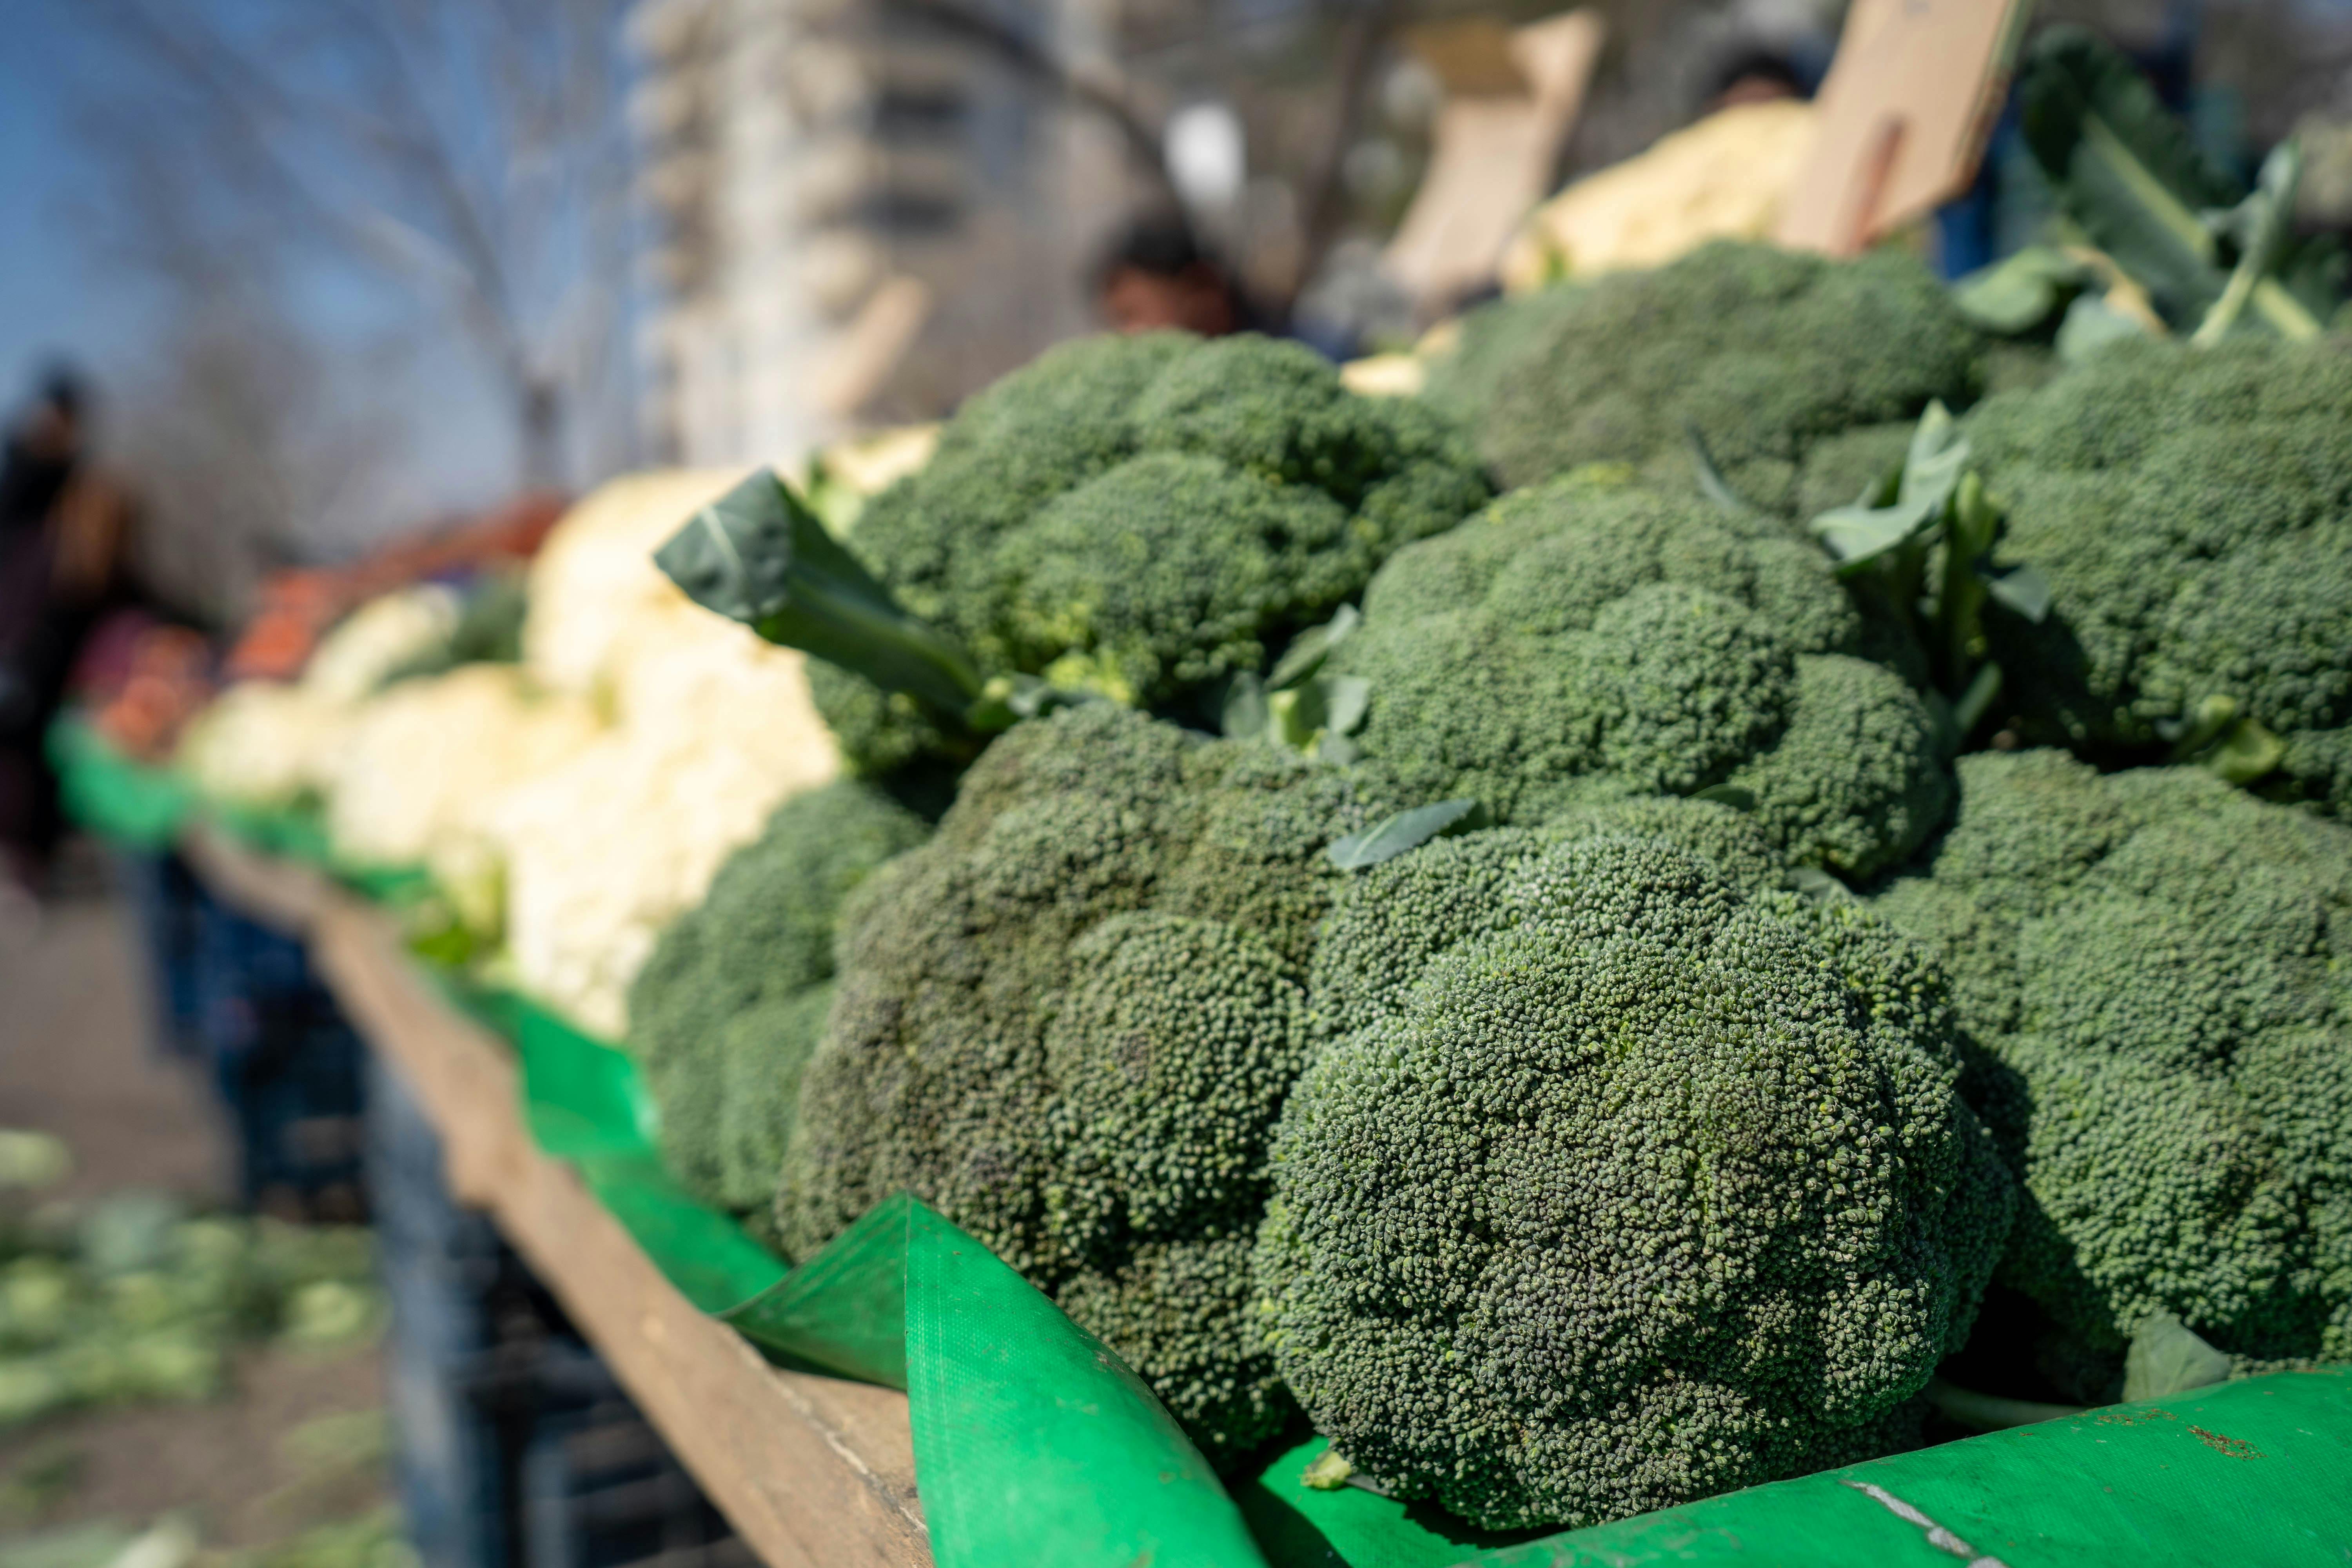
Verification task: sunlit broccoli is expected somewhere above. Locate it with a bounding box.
[1873,750,2352,1383]
[803,330,1490,773]
[1325,473,1952,879]
[626,781,928,1224]
[778,704,1405,1461]
[1254,807,2013,1529]
[1962,336,2352,812]
[1422,241,1984,509]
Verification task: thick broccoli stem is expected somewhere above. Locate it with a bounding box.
[656,468,987,724]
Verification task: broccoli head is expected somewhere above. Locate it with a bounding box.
[1325,474,1952,878]
[1964,336,2352,807]
[777,703,1406,1460]
[808,331,1490,773]
[626,780,928,1219]
[1254,807,2013,1530]
[1421,241,1984,508]
[1872,750,2352,1373]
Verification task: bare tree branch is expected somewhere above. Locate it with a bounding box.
[884,0,1183,209]
[78,0,633,486]
[1288,0,1406,311]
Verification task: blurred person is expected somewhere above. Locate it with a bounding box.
[1094,215,1258,337]
[1094,212,1375,359]
[0,365,136,903]
[1699,47,1811,114]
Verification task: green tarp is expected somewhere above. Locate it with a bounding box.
[50,717,432,904]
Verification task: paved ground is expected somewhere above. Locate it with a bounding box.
[0,854,387,1547]
[0,871,224,1207]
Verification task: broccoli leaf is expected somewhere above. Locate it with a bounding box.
[1326,799,1481,870]
[1267,605,1361,690]
[2020,26,2339,337]
[1951,246,2098,335]
[1220,671,1270,741]
[1810,402,1969,573]
[1984,564,2053,623]
[2122,1311,2232,1402]
[1683,422,1757,515]
[2055,293,2151,363]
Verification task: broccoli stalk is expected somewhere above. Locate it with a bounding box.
[655,468,1082,745]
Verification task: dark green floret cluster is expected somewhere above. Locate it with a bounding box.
[1422,241,1984,508]
[1255,806,2014,1529]
[629,214,2352,1537]
[1963,336,2352,805]
[778,703,1405,1461]
[1872,750,2352,1375]
[626,780,929,1225]
[1325,472,1951,878]
[810,330,1490,774]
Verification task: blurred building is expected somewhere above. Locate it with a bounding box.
[628,0,1136,464]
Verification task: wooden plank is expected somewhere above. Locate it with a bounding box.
[1775,0,2034,255]
[186,834,928,1568]
[180,824,338,935]
[1382,10,1605,312]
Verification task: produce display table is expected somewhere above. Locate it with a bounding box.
[179,826,931,1568]
[148,823,2352,1568]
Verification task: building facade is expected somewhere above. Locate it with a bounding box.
[628,0,1134,466]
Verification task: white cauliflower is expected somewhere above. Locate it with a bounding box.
[301,584,464,704]
[463,470,840,1037]
[177,583,470,811]
[175,682,353,811]
[521,468,753,701]
[1500,100,1817,291]
[326,665,603,871]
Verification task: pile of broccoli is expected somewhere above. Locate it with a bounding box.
[1423,241,1985,509]
[625,781,928,1229]
[1254,804,2013,1528]
[1327,471,1951,878]
[1961,337,2352,809]
[778,702,1405,1461]
[800,330,1490,775]
[619,236,2352,1539]
[1873,750,2352,1386]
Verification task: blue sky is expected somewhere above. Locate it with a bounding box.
[0,3,524,548]
[0,11,134,399]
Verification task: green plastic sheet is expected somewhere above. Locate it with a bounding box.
[1465,1372,2352,1566]
[46,719,192,850]
[49,718,433,904]
[56,723,2352,1568]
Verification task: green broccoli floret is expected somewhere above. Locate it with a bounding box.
[1421,241,1984,508]
[626,781,928,1219]
[1963,336,2352,807]
[1871,749,2352,1377]
[1254,808,2013,1530]
[805,331,1490,773]
[1325,474,1952,878]
[777,703,1405,1460]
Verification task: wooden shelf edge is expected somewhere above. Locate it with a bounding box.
[186,833,929,1568]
